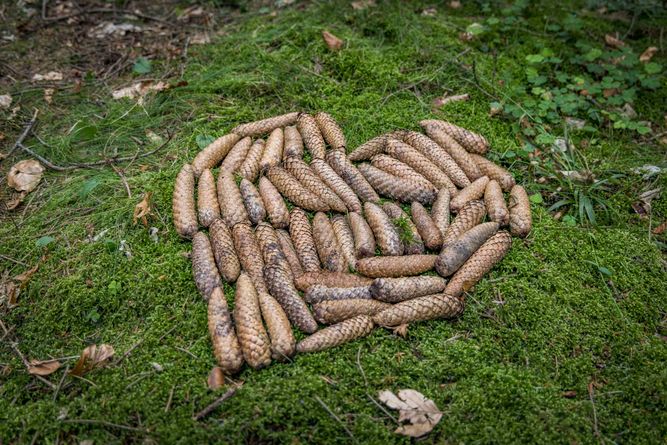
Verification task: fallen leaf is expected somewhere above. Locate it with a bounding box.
[378,389,442,437]
[3,281,19,305]
[322,31,344,51]
[32,71,63,82]
[44,88,54,105]
[459,32,474,42]
[432,93,469,108]
[119,240,132,259]
[351,0,375,9]
[392,324,409,338]
[133,192,154,226]
[449,1,461,8]
[112,81,169,102]
[652,221,667,235]
[208,366,225,390]
[604,34,625,48]
[145,130,164,145]
[14,260,41,286]
[27,359,61,376]
[190,32,211,45]
[562,390,577,398]
[621,103,637,119]
[88,22,141,39]
[177,5,205,21]
[0,94,12,109]
[6,191,28,210]
[603,88,618,98]
[70,344,115,376]
[8,160,45,192]
[565,117,586,129]
[640,47,658,63]
[421,7,437,16]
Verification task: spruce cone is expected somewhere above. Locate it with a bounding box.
[232,223,267,294]
[370,276,447,303]
[312,212,346,272]
[264,262,318,334]
[208,287,244,375]
[509,185,532,238]
[485,180,509,225]
[442,200,486,247]
[297,113,326,159]
[284,157,347,212]
[259,128,284,172]
[358,163,436,205]
[173,163,198,238]
[210,218,241,283]
[310,159,363,212]
[220,136,252,175]
[364,202,403,256]
[239,178,267,224]
[266,166,330,212]
[283,125,304,159]
[382,202,424,255]
[470,154,515,191]
[411,202,443,251]
[325,150,380,203]
[231,112,299,137]
[258,176,290,229]
[372,293,463,326]
[258,291,296,361]
[446,231,512,297]
[304,285,372,304]
[450,176,489,212]
[348,135,387,161]
[422,123,483,181]
[314,111,346,152]
[197,169,221,228]
[420,120,489,155]
[435,222,499,277]
[296,315,375,353]
[371,154,435,191]
[347,211,376,258]
[217,173,250,227]
[238,139,265,182]
[313,299,391,325]
[192,133,241,177]
[289,208,321,273]
[192,232,223,300]
[331,215,357,271]
[357,255,437,278]
[255,222,291,279]
[431,188,451,240]
[234,273,272,369]
[276,229,304,278]
[294,271,373,292]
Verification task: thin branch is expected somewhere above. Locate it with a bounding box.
[313,396,356,441]
[41,6,176,27]
[61,419,149,433]
[193,387,239,420]
[110,164,132,198]
[6,109,39,159]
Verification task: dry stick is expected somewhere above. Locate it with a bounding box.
[52,365,69,402]
[6,109,39,159]
[110,164,131,198]
[116,324,178,365]
[165,384,175,413]
[313,395,357,442]
[193,387,239,421]
[588,382,600,439]
[41,3,176,27]
[0,254,29,267]
[61,419,149,433]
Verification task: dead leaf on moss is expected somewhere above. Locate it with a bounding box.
[604,34,625,48]
[0,94,12,109]
[44,88,54,105]
[378,389,442,437]
[28,359,61,376]
[322,31,344,51]
[207,366,225,390]
[640,47,658,63]
[191,32,211,45]
[70,344,115,376]
[392,324,409,338]
[133,192,154,226]
[8,160,45,192]
[449,1,462,8]
[351,0,375,9]
[6,191,28,210]
[432,93,469,108]
[652,221,667,235]
[421,7,437,16]
[32,71,63,82]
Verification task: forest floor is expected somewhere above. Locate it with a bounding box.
[1,1,666,443]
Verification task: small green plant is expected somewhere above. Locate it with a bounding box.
[392,216,416,245]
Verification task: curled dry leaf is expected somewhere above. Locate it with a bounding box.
[432,94,469,108]
[32,71,63,82]
[378,389,443,437]
[133,192,154,226]
[604,34,625,49]
[449,0,462,8]
[322,31,344,51]
[351,0,375,9]
[652,221,667,235]
[28,359,61,376]
[392,324,409,338]
[640,47,658,63]
[8,160,44,192]
[44,88,54,105]
[70,344,115,376]
[0,94,12,109]
[111,80,186,102]
[207,366,225,390]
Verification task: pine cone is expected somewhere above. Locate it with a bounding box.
[297,113,326,159]
[209,218,241,283]
[289,208,321,273]
[232,223,267,294]
[313,299,391,325]
[266,166,330,212]
[431,188,451,240]
[314,111,346,152]
[450,176,489,212]
[442,200,486,247]
[470,154,515,191]
[239,178,267,224]
[435,222,499,277]
[382,202,424,255]
[192,232,222,300]
[325,150,380,203]
[331,215,357,271]
[259,128,284,172]
[509,185,532,238]
[347,211,376,258]
[296,315,375,353]
[411,202,443,251]
[220,136,252,175]
[173,163,198,238]
[258,291,296,361]
[372,293,463,326]
[311,159,363,212]
[284,157,347,212]
[192,133,240,177]
[485,180,509,225]
[234,273,272,369]
[420,120,489,155]
[357,255,437,278]
[358,163,436,205]
[370,276,447,303]
[217,173,250,228]
[237,139,265,182]
[276,229,304,278]
[283,125,304,159]
[422,122,483,181]
[364,202,403,256]
[231,112,299,137]
[294,271,372,292]
[197,169,220,228]
[304,284,372,304]
[264,262,318,334]
[312,212,347,272]
[258,176,290,229]
[348,135,387,161]
[255,222,292,280]
[208,287,244,374]
[370,154,435,191]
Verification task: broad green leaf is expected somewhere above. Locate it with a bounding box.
[133,57,152,74]
[466,23,485,35]
[644,62,662,74]
[36,236,55,248]
[526,54,544,64]
[529,193,543,204]
[196,134,215,149]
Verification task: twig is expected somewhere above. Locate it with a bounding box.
[174,346,200,360]
[0,254,29,267]
[165,385,175,412]
[110,164,132,198]
[356,346,368,388]
[588,382,600,439]
[313,396,356,441]
[52,365,69,401]
[41,6,175,27]
[116,325,178,365]
[193,387,239,420]
[6,109,39,159]
[366,394,397,423]
[61,419,149,433]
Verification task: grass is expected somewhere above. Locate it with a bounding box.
[1,1,666,443]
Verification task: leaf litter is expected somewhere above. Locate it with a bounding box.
[70,344,115,376]
[378,389,442,437]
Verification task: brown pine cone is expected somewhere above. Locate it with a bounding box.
[173,163,198,238]
[237,139,265,182]
[255,222,291,279]
[297,113,326,159]
[208,287,244,374]
[420,120,489,155]
[435,222,499,277]
[331,215,357,271]
[257,291,296,361]
[220,137,252,175]
[217,173,250,227]
[385,138,457,197]
[372,293,463,326]
[382,202,424,255]
[446,231,512,297]
[348,135,387,161]
[197,169,220,228]
[294,271,373,291]
[192,133,241,177]
[347,211,376,258]
[422,123,483,181]
[431,188,450,240]
[312,212,347,272]
[276,229,304,278]
[357,255,437,278]
[192,232,223,300]
[234,273,272,369]
[370,276,447,303]
[304,284,372,304]
[283,125,304,159]
[442,200,486,248]
[358,163,436,205]
[258,176,290,229]
[469,154,515,192]
[266,166,330,212]
[364,202,403,256]
[485,180,509,225]
[289,208,321,273]
[450,176,490,212]
[284,157,347,213]
[209,218,241,283]
[325,150,380,203]
[239,178,267,224]
[314,111,346,152]
[371,154,435,191]
[411,202,443,251]
[232,223,267,294]
[259,128,284,172]
[231,112,299,137]
[310,159,363,212]
[296,315,375,353]
[264,263,318,334]
[313,299,391,325]
[509,185,532,238]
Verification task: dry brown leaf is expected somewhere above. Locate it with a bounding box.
[421,7,437,16]
[604,34,625,48]
[3,281,18,306]
[432,93,469,108]
[351,0,375,9]
[449,1,462,8]
[190,32,211,45]
[207,366,225,390]
[392,324,409,338]
[652,221,667,235]
[133,192,154,226]
[0,94,12,109]
[44,88,54,105]
[8,160,44,192]
[378,389,442,437]
[70,344,115,376]
[562,390,577,398]
[32,71,63,82]
[112,81,168,101]
[27,359,61,376]
[322,31,344,51]
[640,47,658,63]
[14,261,41,287]
[6,191,28,210]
